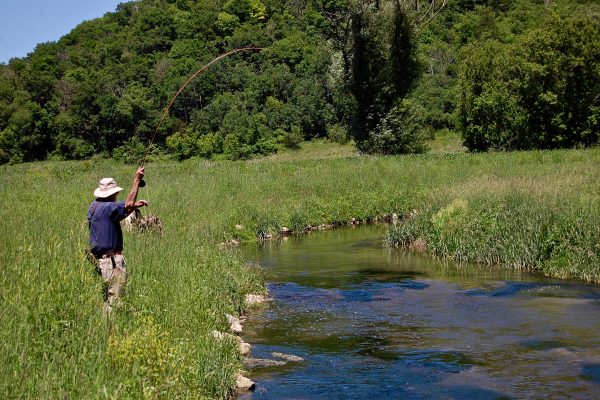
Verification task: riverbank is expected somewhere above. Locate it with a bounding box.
[384,193,600,282]
[382,151,600,282]
[1,147,598,398]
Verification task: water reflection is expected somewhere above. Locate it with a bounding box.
[240,225,600,399]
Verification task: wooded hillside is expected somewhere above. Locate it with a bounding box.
[0,0,597,164]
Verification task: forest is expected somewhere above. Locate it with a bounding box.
[0,0,598,164]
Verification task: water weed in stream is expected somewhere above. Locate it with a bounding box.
[0,148,599,397]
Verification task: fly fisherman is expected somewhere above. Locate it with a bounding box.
[88,167,148,313]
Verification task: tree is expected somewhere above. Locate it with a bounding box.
[459,12,600,151]
[0,92,52,163]
[320,0,422,153]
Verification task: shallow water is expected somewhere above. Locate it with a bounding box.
[240,225,600,399]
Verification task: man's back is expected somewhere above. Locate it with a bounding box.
[88,199,127,257]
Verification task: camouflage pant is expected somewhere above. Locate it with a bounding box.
[97,254,127,312]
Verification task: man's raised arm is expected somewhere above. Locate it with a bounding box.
[125,167,148,214]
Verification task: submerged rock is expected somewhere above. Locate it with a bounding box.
[236,374,255,391]
[272,352,304,362]
[243,357,287,368]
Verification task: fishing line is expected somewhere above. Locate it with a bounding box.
[139,46,264,174]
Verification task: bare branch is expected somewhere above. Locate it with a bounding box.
[415,0,447,33]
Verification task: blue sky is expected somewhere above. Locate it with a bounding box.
[0,0,125,63]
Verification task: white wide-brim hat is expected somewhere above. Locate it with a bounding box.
[94,177,123,198]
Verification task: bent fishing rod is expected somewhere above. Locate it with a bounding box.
[138,46,263,187]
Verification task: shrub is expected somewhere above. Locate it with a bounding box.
[281,126,304,149]
[109,317,190,398]
[359,100,429,154]
[112,136,148,164]
[326,124,349,144]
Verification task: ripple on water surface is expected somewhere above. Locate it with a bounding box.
[240,225,600,399]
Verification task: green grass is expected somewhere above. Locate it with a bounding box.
[1,147,599,398]
[257,138,359,162]
[384,150,600,281]
[426,129,467,153]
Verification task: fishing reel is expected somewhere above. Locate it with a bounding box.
[139,179,146,187]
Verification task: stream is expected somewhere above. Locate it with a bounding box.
[239,224,600,399]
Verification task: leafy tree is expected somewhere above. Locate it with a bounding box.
[0,92,52,163]
[362,99,429,154]
[321,0,421,153]
[459,12,600,151]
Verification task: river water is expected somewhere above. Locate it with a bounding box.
[239,225,600,399]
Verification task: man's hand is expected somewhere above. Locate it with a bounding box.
[135,166,145,181]
[135,200,149,208]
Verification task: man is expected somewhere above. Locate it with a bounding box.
[88,167,148,312]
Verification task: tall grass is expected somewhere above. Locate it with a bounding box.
[383,151,600,282]
[0,161,258,398]
[1,148,599,397]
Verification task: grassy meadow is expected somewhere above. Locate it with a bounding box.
[1,146,599,398]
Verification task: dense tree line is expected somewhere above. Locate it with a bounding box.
[0,0,598,164]
[459,12,600,151]
[410,0,599,151]
[0,0,333,162]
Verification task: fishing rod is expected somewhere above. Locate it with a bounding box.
[138,46,263,186]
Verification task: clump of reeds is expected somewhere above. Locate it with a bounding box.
[385,194,600,281]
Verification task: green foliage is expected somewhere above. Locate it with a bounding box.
[343,1,421,151]
[248,0,268,21]
[166,128,223,160]
[113,136,152,164]
[406,0,600,154]
[459,12,600,151]
[384,217,420,248]
[0,92,52,163]
[280,126,304,149]
[430,198,469,233]
[0,0,430,163]
[223,0,259,22]
[386,193,600,276]
[360,100,429,154]
[109,317,187,397]
[0,0,343,164]
[1,0,596,163]
[326,124,349,144]
[216,12,241,34]
[381,149,600,277]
